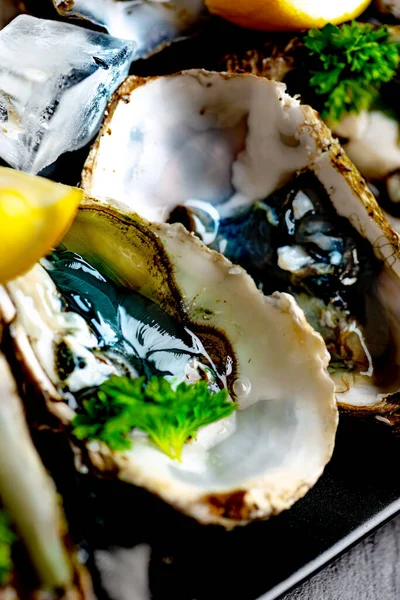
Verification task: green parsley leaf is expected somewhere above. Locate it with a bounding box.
[304,22,400,123]
[0,511,15,586]
[72,376,236,460]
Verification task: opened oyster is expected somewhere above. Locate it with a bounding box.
[218,23,400,227]
[47,0,206,59]
[0,321,92,597]
[0,194,336,527]
[82,70,400,422]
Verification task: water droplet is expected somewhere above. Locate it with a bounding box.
[233,377,251,398]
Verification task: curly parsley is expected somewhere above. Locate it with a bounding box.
[304,22,400,123]
[72,376,236,460]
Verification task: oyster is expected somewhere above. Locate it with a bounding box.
[0,317,92,596]
[219,25,400,225]
[48,0,206,60]
[82,70,400,422]
[0,196,337,527]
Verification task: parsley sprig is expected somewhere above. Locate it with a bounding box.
[304,22,400,124]
[0,511,15,586]
[72,376,236,461]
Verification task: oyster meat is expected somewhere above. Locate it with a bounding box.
[82,70,400,422]
[0,194,337,527]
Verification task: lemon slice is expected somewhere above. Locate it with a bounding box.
[0,168,83,284]
[205,0,372,30]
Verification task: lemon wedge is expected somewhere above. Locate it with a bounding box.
[0,168,82,284]
[205,0,372,31]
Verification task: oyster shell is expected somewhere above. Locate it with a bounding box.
[218,26,400,226]
[81,69,400,422]
[0,314,93,596]
[0,198,337,527]
[50,0,206,60]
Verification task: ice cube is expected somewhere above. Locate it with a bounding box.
[0,15,134,174]
[52,0,205,59]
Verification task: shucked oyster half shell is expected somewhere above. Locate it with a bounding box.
[49,0,206,60]
[0,198,337,527]
[219,26,400,226]
[0,318,93,597]
[82,70,400,424]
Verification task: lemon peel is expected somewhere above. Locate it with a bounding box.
[0,168,82,284]
[205,0,372,31]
